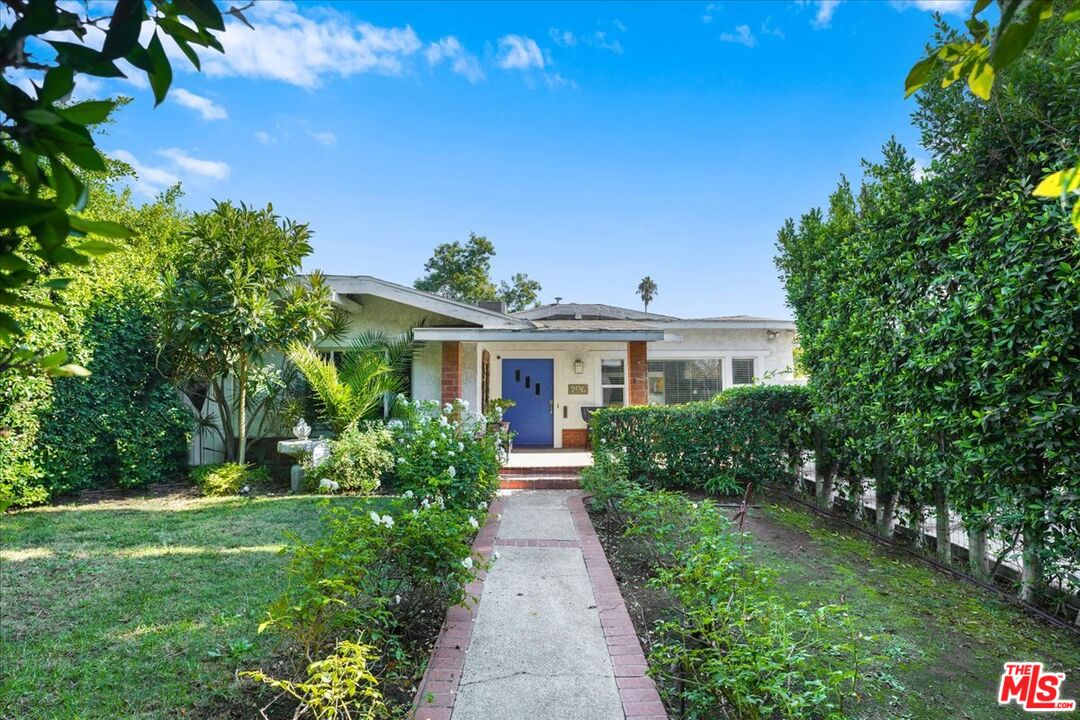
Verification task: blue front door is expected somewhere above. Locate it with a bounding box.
[501,359,554,447]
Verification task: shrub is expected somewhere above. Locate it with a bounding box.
[191,463,270,497]
[249,495,488,716]
[590,384,810,491]
[242,637,385,720]
[386,398,502,509]
[312,423,393,494]
[602,482,862,719]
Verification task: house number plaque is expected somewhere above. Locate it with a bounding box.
[567,384,589,395]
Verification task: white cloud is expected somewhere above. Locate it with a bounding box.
[720,25,757,48]
[157,148,230,180]
[543,72,576,90]
[171,88,228,120]
[702,3,722,24]
[254,130,275,145]
[613,19,628,32]
[548,27,621,54]
[111,149,181,198]
[591,31,623,55]
[309,130,336,146]
[760,17,785,39]
[813,0,842,28]
[179,2,423,89]
[425,36,485,83]
[891,0,969,14]
[496,34,545,70]
[549,28,577,47]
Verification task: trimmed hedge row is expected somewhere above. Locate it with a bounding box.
[589,385,810,492]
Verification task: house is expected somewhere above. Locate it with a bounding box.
[323,275,798,449]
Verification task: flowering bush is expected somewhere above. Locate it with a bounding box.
[386,398,503,509]
[312,422,394,493]
[248,487,493,717]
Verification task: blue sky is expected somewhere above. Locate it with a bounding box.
[63,0,971,319]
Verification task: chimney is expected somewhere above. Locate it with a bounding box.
[477,300,507,314]
[554,297,562,305]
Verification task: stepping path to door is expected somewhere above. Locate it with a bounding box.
[412,490,667,720]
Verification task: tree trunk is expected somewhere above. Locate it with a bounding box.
[933,482,952,564]
[1020,527,1043,604]
[237,357,248,466]
[212,378,236,462]
[813,429,834,510]
[967,526,989,579]
[873,456,896,538]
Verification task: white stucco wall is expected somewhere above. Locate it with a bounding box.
[463,328,797,448]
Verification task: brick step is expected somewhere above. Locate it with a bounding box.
[499,476,581,490]
[499,466,587,476]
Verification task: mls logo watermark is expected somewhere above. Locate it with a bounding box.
[999,662,1076,713]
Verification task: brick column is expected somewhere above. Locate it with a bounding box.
[441,341,462,405]
[627,341,648,406]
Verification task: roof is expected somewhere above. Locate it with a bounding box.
[318,275,795,332]
[322,275,530,329]
[514,302,676,321]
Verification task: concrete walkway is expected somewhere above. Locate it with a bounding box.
[412,491,666,720]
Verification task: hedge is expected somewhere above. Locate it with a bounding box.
[589,385,810,492]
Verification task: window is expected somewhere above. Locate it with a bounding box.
[600,359,625,406]
[647,359,723,405]
[731,358,756,385]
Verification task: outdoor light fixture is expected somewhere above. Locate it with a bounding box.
[574,359,585,374]
[767,331,778,341]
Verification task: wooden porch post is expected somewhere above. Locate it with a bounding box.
[627,341,648,406]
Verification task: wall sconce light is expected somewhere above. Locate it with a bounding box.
[574,359,585,374]
[766,331,778,341]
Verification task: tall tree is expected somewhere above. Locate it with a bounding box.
[160,202,337,465]
[636,276,658,312]
[414,233,542,311]
[498,273,542,312]
[1,0,252,376]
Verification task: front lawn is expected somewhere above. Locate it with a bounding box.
[0,490,379,719]
[749,500,1080,719]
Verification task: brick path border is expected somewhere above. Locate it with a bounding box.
[411,496,505,720]
[568,493,668,719]
[411,492,668,720]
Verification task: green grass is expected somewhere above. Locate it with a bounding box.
[750,500,1080,720]
[0,491,383,719]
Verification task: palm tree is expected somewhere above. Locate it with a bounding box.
[637,276,658,312]
[287,344,403,434]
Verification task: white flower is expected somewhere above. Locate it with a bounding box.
[461,400,469,408]
[381,514,394,528]
[370,511,382,524]
[461,557,474,569]
[468,516,479,529]
[429,439,437,448]
[397,456,406,464]
[403,490,414,499]
[387,419,404,430]
[444,403,454,413]
[394,594,401,605]
[493,551,500,561]
[411,508,419,516]
[436,495,445,508]
[457,442,464,452]
[447,466,456,478]
[439,415,449,426]
[478,501,488,510]
[448,451,455,457]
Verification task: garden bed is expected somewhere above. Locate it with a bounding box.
[588,492,1080,720]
